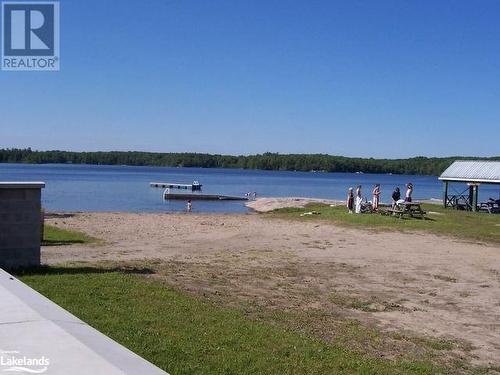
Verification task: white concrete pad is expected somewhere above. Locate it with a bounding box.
[0,269,169,375]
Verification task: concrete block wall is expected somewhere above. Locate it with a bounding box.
[0,182,45,269]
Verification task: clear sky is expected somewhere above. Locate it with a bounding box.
[1,0,499,158]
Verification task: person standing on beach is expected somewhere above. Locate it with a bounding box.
[372,184,381,210]
[391,187,401,209]
[405,183,413,202]
[355,185,362,214]
[347,187,354,214]
[187,200,192,212]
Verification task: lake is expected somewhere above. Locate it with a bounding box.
[1,164,499,213]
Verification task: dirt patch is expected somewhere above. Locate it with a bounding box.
[42,212,500,368]
[246,197,343,212]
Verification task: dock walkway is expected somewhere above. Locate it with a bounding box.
[164,192,248,201]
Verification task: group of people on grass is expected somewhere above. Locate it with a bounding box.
[347,183,414,214]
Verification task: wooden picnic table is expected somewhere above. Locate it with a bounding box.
[383,202,427,219]
[479,200,500,214]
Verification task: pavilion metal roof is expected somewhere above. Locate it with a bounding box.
[439,161,500,184]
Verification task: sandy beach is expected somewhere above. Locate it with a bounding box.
[246,197,344,212]
[245,196,442,212]
[42,208,500,367]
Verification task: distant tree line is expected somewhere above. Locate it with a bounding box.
[1,148,498,176]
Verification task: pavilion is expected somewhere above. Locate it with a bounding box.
[439,160,500,212]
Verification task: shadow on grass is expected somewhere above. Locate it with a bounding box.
[42,239,87,246]
[388,216,437,222]
[44,213,76,219]
[12,265,155,277]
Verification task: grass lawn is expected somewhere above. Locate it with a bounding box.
[42,224,99,246]
[17,267,440,375]
[268,204,500,244]
[29,219,498,373]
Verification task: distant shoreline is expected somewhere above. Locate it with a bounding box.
[2,148,499,176]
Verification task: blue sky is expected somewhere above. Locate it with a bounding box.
[1,0,499,157]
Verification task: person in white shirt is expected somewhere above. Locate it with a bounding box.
[355,185,362,214]
[405,183,413,202]
[372,184,381,210]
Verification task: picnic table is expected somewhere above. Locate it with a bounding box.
[383,202,427,219]
[479,199,500,214]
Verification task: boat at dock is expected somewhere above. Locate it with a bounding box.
[150,180,247,201]
[150,181,202,191]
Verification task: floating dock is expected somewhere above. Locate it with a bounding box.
[164,192,248,201]
[150,181,202,191]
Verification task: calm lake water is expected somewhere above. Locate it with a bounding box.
[1,164,499,213]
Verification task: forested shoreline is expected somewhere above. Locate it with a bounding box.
[1,148,498,176]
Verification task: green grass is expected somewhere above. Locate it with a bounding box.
[268,204,500,244]
[29,214,497,373]
[42,225,98,246]
[17,268,440,375]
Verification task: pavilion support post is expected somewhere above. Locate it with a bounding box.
[467,183,474,211]
[443,181,448,208]
[468,185,474,210]
[472,184,479,212]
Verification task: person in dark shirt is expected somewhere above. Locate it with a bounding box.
[347,187,354,214]
[391,187,401,209]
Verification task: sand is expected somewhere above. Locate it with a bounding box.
[42,211,500,367]
[245,196,441,212]
[246,197,344,212]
